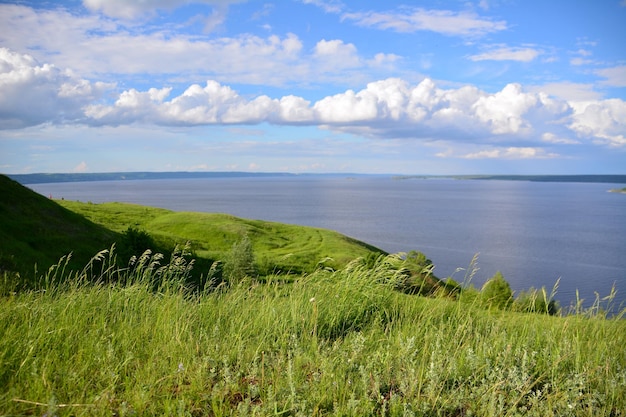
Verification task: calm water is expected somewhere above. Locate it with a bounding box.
[30,176,626,311]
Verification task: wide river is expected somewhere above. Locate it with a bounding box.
[30,176,626,312]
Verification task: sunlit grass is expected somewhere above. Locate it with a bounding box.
[1,249,625,416]
[58,200,382,274]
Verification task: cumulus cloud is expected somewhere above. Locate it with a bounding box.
[82,77,576,145]
[311,78,572,143]
[84,81,316,126]
[0,48,111,129]
[569,99,626,147]
[313,39,361,69]
[4,48,625,153]
[72,161,88,172]
[342,7,507,37]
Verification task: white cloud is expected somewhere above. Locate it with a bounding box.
[0,5,394,87]
[595,65,626,87]
[72,161,88,172]
[471,83,569,135]
[569,99,626,147]
[575,49,593,57]
[460,147,558,159]
[469,46,541,62]
[82,0,244,20]
[4,48,625,153]
[541,132,579,145]
[313,39,361,69]
[570,57,594,66]
[301,0,344,14]
[568,46,597,66]
[0,48,112,129]
[530,82,602,101]
[342,7,507,37]
[82,77,576,146]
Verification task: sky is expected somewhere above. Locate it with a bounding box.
[0,0,625,175]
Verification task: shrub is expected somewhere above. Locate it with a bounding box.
[223,235,256,284]
[480,271,513,310]
[514,287,560,315]
[118,226,155,262]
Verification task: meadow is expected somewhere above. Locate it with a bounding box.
[1,175,625,416]
[1,246,625,416]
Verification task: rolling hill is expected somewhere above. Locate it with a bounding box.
[1,174,385,284]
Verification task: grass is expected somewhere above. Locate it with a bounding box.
[1,249,625,416]
[0,176,118,280]
[57,200,384,274]
[0,175,384,285]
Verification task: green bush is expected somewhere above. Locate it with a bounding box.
[118,226,155,262]
[223,235,256,284]
[514,287,560,315]
[480,271,513,310]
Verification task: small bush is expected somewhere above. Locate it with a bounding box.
[118,226,155,261]
[513,287,560,315]
[223,235,257,284]
[480,271,513,310]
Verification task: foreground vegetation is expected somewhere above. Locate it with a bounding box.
[1,248,625,416]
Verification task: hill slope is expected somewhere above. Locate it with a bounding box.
[58,200,385,275]
[1,174,385,282]
[0,175,118,280]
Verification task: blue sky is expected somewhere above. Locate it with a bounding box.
[0,0,625,174]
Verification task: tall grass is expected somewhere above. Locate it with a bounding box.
[1,249,625,416]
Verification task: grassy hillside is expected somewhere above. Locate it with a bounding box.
[57,200,385,275]
[0,174,384,285]
[0,175,118,281]
[1,252,624,416]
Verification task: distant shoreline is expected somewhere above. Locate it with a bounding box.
[6,171,626,185]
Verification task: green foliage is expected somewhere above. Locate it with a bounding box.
[223,234,256,284]
[1,250,625,416]
[481,271,514,310]
[513,287,560,315]
[391,250,460,297]
[118,226,156,261]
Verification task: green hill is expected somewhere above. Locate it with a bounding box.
[0,174,385,284]
[0,175,118,281]
[57,200,385,276]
